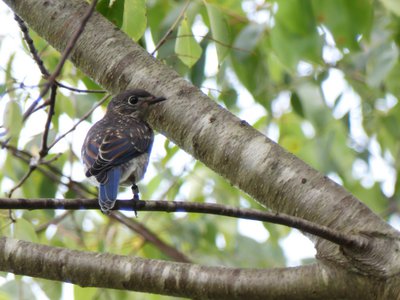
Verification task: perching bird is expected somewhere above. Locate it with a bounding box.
[81,89,166,213]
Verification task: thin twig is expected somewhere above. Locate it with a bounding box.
[7,167,35,198]
[23,0,99,120]
[32,100,50,113]
[171,34,248,54]
[110,211,191,263]
[1,141,95,197]
[14,14,50,77]
[0,198,370,251]
[39,153,63,166]
[35,211,72,233]
[151,0,190,56]
[39,85,57,157]
[47,93,110,151]
[1,83,47,97]
[55,82,106,94]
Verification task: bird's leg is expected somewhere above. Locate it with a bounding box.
[131,184,140,200]
[131,183,139,217]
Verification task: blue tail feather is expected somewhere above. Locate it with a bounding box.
[99,167,121,213]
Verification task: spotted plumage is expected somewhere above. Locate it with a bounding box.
[81,89,166,213]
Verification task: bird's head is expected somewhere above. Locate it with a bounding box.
[107,89,166,119]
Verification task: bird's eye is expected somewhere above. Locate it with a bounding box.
[128,96,138,105]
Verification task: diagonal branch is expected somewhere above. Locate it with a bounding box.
[39,84,57,157]
[151,0,190,56]
[110,211,191,263]
[14,15,105,95]
[0,140,95,197]
[14,14,50,77]
[46,93,110,151]
[6,167,35,198]
[22,0,98,120]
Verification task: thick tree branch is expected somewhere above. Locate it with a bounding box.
[0,237,379,299]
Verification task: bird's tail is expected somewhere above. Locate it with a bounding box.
[99,167,121,213]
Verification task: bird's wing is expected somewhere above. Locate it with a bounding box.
[83,125,153,184]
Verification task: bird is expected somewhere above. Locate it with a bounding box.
[81,89,166,213]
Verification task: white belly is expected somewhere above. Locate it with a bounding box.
[120,153,150,186]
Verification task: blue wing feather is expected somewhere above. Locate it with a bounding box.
[99,167,121,212]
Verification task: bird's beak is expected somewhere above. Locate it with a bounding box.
[147,96,167,105]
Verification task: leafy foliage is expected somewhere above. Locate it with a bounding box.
[1,0,400,298]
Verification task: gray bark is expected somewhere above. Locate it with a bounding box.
[2,0,400,298]
[0,237,382,299]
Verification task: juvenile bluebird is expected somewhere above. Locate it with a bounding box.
[81,89,166,213]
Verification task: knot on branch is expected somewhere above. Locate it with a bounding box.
[341,231,400,277]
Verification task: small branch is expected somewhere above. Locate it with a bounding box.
[55,81,105,94]
[151,0,190,56]
[110,211,191,263]
[46,93,110,151]
[35,211,72,233]
[32,99,51,113]
[39,85,57,157]
[14,14,50,77]
[170,34,249,54]
[7,167,35,198]
[23,0,98,120]
[39,153,63,166]
[0,198,370,251]
[0,141,95,197]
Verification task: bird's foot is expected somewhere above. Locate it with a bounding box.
[131,184,139,217]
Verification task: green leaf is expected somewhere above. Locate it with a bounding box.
[233,23,264,60]
[205,3,231,64]
[312,0,373,50]
[1,280,35,300]
[175,17,202,68]
[5,54,15,97]
[14,218,38,243]
[295,82,331,130]
[366,41,399,87]
[74,286,97,299]
[39,171,58,198]
[3,100,23,146]
[189,36,209,87]
[3,153,25,182]
[36,279,62,300]
[219,87,237,109]
[96,0,124,28]
[290,92,305,118]
[271,0,322,69]
[122,0,147,41]
[380,0,400,16]
[385,62,400,95]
